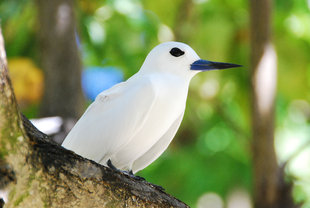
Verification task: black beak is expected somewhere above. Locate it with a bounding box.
[190,59,242,71]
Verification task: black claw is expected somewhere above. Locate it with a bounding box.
[107,161,163,190]
[131,175,145,181]
[151,184,165,192]
[107,159,118,171]
[106,161,165,191]
[126,170,145,181]
[107,161,142,180]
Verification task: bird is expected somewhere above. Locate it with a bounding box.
[62,41,241,174]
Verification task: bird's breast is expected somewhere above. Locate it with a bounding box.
[131,75,188,143]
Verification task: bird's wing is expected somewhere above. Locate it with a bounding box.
[132,112,184,173]
[62,76,157,163]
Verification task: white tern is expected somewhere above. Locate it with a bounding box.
[62,41,241,174]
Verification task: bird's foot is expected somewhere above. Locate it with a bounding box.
[107,159,118,171]
[107,160,164,191]
[128,170,165,191]
[127,170,145,181]
[150,183,165,192]
[128,172,165,191]
[107,160,144,180]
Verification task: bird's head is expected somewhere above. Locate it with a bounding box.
[139,41,241,80]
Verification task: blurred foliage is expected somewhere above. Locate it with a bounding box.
[1,0,310,207]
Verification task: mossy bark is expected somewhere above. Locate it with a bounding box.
[0,27,188,208]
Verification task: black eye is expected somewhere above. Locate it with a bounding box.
[169,47,185,57]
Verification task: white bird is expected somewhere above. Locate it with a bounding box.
[62,42,240,174]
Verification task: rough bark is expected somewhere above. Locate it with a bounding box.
[0,27,188,208]
[37,0,84,119]
[249,0,296,207]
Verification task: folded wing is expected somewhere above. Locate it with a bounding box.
[62,76,157,164]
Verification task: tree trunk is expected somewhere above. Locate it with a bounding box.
[173,0,193,42]
[250,0,296,207]
[37,0,84,119]
[0,27,188,208]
